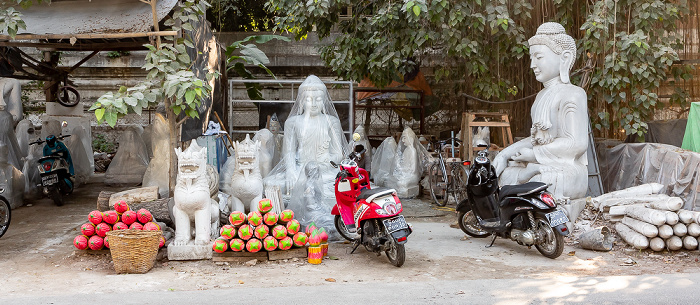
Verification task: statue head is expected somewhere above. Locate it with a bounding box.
[268,113,282,133]
[400,127,416,147]
[296,75,328,116]
[527,22,577,84]
[174,141,208,180]
[233,134,260,173]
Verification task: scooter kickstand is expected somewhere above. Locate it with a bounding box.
[350,240,361,254]
[486,235,497,248]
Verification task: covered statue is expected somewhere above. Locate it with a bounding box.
[371,136,397,186]
[493,22,589,199]
[105,126,150,186]
[385,127,430,198]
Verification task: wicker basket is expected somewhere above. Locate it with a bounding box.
[106,229,162,274]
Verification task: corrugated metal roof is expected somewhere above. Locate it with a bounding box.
[18,0,178,35]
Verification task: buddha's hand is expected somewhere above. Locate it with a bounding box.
[511,148,536,163]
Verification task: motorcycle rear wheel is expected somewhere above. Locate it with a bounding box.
[458,210,491,238]
[0,197,11,238]
[49,188,64,206]
[534,217,564,259]
[385,239,405,267]
[334,215,357,241]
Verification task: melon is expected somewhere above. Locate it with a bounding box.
[74,235,89,250]
[318,227,329,243]
[263,236,278,251]
[263,212,278,226]
[136,209,153,224]
[305,222,317,236]
[257,198,273,214]
[112,222,129,231]
[88,235,104,250]
[113,200,129,214]
[279,209,294,223]
[120,210,137,225]
[286,219,301,235]
[129,222,144,230]
[228,211,246,226]
[271,225,287,240]
[254,224,269,240]
[238,224,253,240]
[80,223,95,236]
[102,210,119,225]
[293,232,308,247]
[219,225,236,239]
[246,238,262,252]
[95,223,112,237]
[308,229,321,247]
[103,236,110,249]
[247,211,263,227]
[143,222,161,231]
[158,236,166,248]
[278,236,293,250]
[88,210,103,225]
[213,238,229,253]
[229,239,245,252]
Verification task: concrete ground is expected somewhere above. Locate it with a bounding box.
[2,178,700,304]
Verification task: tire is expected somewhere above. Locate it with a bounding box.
[451,163,469,204]
[57,86,80,107]
[0,197,10,238]
[534,216,564,259]
[458,210,490,238]
[429,163,449,206]
[385,238,406,267]
[49,188,64,206]
[334,215,357,242]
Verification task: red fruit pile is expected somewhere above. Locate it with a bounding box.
[73,202,164,250]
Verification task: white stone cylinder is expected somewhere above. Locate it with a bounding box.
[658,225,674,239]
[621,217,658,238]
[683,236,698,250]
[665,211,679,225]
[646,197,683,212]
[594,183,664,202]
[673,223,688,237]
[677,209,696,224]
[625,206,667,226]
[649,237,665,252]
[688,223,700,237]
[616,223,649,250]
[666,236,683,251]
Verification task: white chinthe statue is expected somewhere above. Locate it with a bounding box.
[493,22,589,200]
[169,141,220,260]
[220,134,263,213]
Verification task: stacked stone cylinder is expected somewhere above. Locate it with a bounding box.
[614,197,700,251]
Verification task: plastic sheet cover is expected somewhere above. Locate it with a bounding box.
[602,143,700,210]
[142,114,170,198]
[0,111,22,169]
[22,144,43,200]
[105,127,150,186]
[15,119,36,158]
[371,137,397,186]
[40,119,62,140]
[346,125,372,173]
[263,75,347,234]
[288,161,339,240]
[253,129,276,178]
[0,143,23,209]
[386,127,432,198]
[65,126,92,186]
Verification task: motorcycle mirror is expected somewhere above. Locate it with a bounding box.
[354,144,365,153]
[61,121,68,128]
[330,160,338,168]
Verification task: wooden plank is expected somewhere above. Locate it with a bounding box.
[267,247,308,260]
[212,251,268,263]
[467,122,511,127]
[0,30,178,41]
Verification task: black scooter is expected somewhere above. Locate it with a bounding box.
[30,135,74,206]
[456,148,569,259]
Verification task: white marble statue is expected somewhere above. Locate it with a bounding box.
[171,142,219,248]
[142,114,170,198]
[371,136,397,186]
[387,127,425,198]
[0,77,22,125]
[220,134,263,213]
[105,126,150,186]
[493,22,589,199]
[0,143,24,209]
[268,113,283,166]
[264,75,346,199]
[15,120,35,158]
[253,129,275,178]
[472,126,490,148]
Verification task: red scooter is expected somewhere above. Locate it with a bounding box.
[331,145,412,267]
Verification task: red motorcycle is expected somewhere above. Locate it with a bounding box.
[331,145,412,267]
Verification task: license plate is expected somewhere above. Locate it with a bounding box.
[41,174,58,186]
[546,210,569,227]
[383,215,408,233]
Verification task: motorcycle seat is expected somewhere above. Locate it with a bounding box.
[499,182,548,198]
[358,187,396,202]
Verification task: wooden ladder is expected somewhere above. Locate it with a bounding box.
[460,112,514,161]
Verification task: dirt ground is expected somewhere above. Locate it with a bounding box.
[2,178,700,297]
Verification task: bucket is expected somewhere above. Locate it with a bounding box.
[308,245,322,264]
[578,226,614,251]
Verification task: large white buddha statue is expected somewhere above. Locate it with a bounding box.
[493,22,589,199]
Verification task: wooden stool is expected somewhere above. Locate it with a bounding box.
[460,112,514,161]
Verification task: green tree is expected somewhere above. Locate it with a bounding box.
[207,0,278,32]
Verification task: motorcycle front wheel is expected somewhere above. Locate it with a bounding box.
[534,216,564,259]
[458,210,491,238]
[0,197,10,238]
[385,238,405,267]
[334,215,357,241]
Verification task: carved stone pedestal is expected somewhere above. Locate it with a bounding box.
[167,244,213,260]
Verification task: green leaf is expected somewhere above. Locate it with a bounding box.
[185,90,196,104]
[95,108,105,121]
[412,5,421,16]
